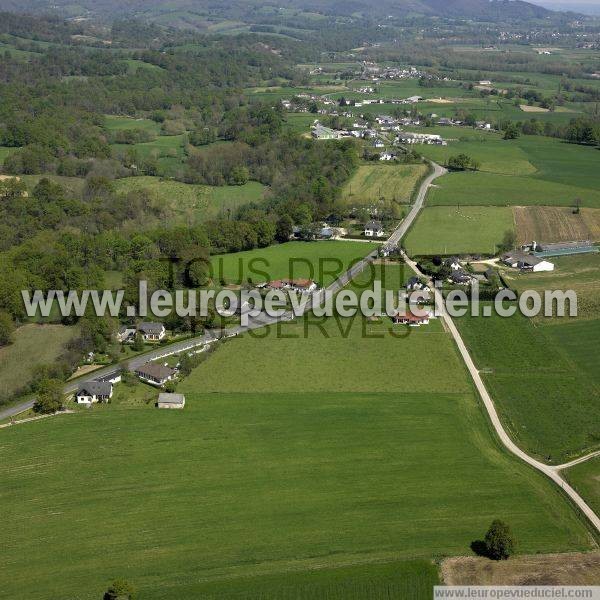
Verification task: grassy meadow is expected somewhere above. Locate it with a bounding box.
[501,253,600,317]
[456,309,600,463]
[565,457,600,517]
[0,311,594,599]
[0,324,78,401]
[404,206,514,255]
[210,241,378,286]
[113,176,266,223]
[342,163,428,205]
[423,134,600,208]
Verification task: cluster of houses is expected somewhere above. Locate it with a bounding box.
[396,132,447,146]
[117,322,166,343]
[75,361,185,409]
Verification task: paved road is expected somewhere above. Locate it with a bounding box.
[387,161,447,247]
[0,160,444,422]
[401,251,600,534]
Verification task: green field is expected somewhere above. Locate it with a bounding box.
[113,176,266,223]
[0,324,78,402]
[210,241,378,286]
[104,115,162,134]
[342,163,428,206]
[502,254,600,317]
[565,457,600,517]
[0,313,593,599]
[456,310,600,463]
[0,146,16,163]
[111,134,188,177]
[429,171,600,208]
[404,206,514,255]
[423,134,600,208]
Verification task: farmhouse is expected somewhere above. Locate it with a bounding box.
[501,251,555,272]
[135,363,176,386]
[76,381,113,404]
[157,393,186,409]
[137,322,166,341]
[379,151,396,161]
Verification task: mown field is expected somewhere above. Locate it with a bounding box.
[0,311,593,599]
[424,134,600,208]
[513,206,600,245]
[210,241,378,286]
[565,457,600,518]
[456,309,600,463]
[113,176,266,223]
[404,206,514,255]
[0,324,77,402]
[341,163,428,205]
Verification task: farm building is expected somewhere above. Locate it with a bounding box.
[157,393,186,409]
[312,124,340,140]
[364,220,385,237]
[501,251,554,272]
[532,241,598,258]
[76,381,113,404]
[135,363,176,386]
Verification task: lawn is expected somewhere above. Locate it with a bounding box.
[210,241,378,286]
[0,324,78,402]
[565,456,600,518]
[113,176,266,223]
[404,206,514,255]
[341,163,428,206]
[456,310,600,463]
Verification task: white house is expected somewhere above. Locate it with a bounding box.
[364,220,385,238]
[379,151,395,161]
[137,322,166,341]
[76,381,113,404]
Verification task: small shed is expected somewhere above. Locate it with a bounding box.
[157,393,186,409]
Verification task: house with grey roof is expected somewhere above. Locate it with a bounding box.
[501,251,554,272]
[135,362,176,386]
[364,220,385,238]
[76,381,114,404]
[137,322,166,341]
